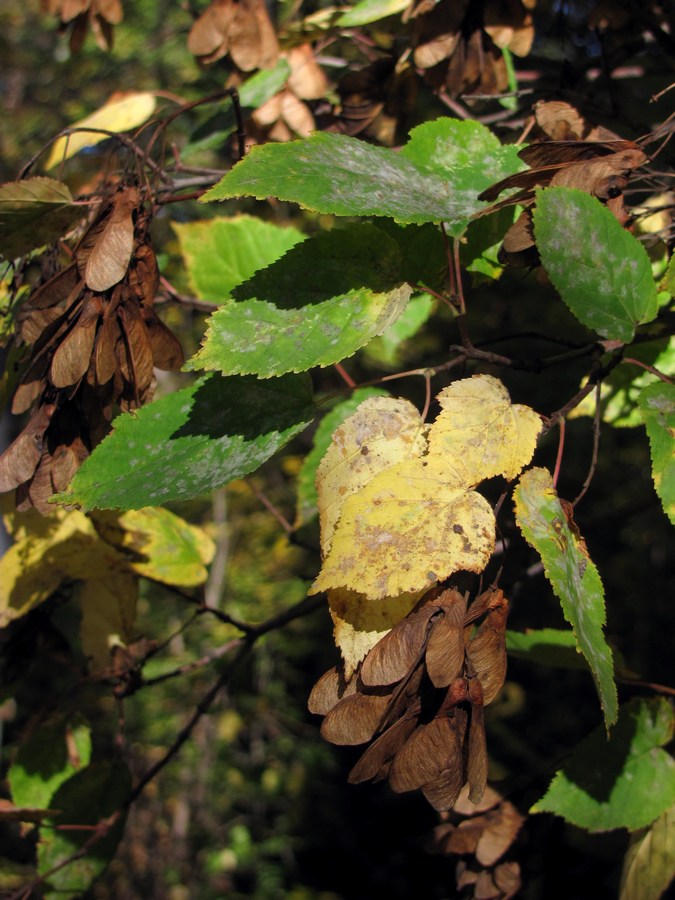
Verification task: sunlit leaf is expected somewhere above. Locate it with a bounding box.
[428,374,542,484]
[513,467,617,728]
[637,381,675,525]
[186,224,412,377]
[9,716,92,811]
[534,187,659,343]
[202,130,487,232]
[338,0,409,27]
[76,574,138,671]
[532,698,675,831]
[620,801,675,900]
[59,373,314,510]
[173,215,304,303]
[45,92,157,169]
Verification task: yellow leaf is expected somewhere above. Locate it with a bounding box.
[45,92,158,170]
[316,396,427,555]
[428,374,541,483]
[77,574,138,672]
[0,507,126,626]
[311,455,495,600]
[328,587,423,679]
[620,801,675,900]
[117,507,215,587]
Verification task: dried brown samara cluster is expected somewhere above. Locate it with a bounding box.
[41,0,123,52]
[479,100,648,267]
[309,587,508,810]
[0,187,184,513]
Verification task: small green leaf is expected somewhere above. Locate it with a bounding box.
[338,0,409,26]
[38,760,131,899]
[58,373,315,510]
[505,628,588,670]
[173,215,305,303]
[661,253,675,296]
[9,716,92,811]
[637,381,675,525]
[0,177,83,260]
[295,387,388,526]
[620,801,675,900]
[186,224,410,376]
[534,187,658,343]
[532,698,675,832]
[513,466,617,728]
[460,207,516,283]
[202,130,486,232]
[401,118,525,197]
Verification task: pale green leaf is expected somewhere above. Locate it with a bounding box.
[58,373,315,510]
[9,716,92,811]
[533,698,675,832]
[620,801,675,900]
[202,131,486,232]
[401,118,525,197]
[38,761,131,899]
[173,215,304,303]
[0,177,83,260]
[637,381,675,525]
[505,628,587,670]
[364,293,434,366]
[186,224,411,376]
[338,0,410,27]
[534,187,658,343]
[513,466,617,728]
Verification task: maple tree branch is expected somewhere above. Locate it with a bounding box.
[572,381,603,508]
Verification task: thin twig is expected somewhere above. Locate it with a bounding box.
[572,382,602,508]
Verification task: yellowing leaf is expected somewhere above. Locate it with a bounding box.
[77,574,138,672]
[0,508,127,627]
[45,92,158,170]
[316,396,427,554]
[620,801,675,900]
[328,587,423,679]
[117,507,215,587]
[311,455,495,600]
[428,374,542,484]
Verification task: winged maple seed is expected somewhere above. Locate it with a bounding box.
[478,100,648,267]
[0,186,184,514]
[428,784,525,900]
[409,0,535,100]
[41,0,123,52]
[188,0,280,70]
[308,586,508,811]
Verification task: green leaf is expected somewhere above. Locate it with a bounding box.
[365,293,434,367]
[661,253,675,296]
[532,698,675,832]
[58,373,315,510]
[637,381,675,525]
[8,716,92,811]
[173,215,305,303]
[513,466,617,728]
[505,628,588,670]
[338,0,409,26]
[570,340,675,428]
[38,760,131,899]
[295,387,388,526]
[620,801,675,900]
[202,130,487,233]
[186,224,411,377]
[460,207,516,283]
[0,177,83,260]
[400,118,525,197]
[534,187,659,343]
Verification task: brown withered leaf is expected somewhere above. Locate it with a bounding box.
[320,691,391,746]
[286,44,328,101]
[359,597,441,687]
[142,308,184,370]
[466,675,488,804]
[11,355,49,415]
[475,801,525,867]
[453,782,502,816]
[483,0,535,58]
[82,188,139,292]
[493,861,521,898]
[466,592,508,706]
[425,589,466,688]
[50,298,101,388]
[94,305,121,386]
[189,0,279,70]
[534,100,619,142]
[117,303,155,400]
[0,404,55,493]
[188,0,237,59]
[348,707,420,784]
[50,442,84,492]
[308,665,357,716]
[389,709,464,797]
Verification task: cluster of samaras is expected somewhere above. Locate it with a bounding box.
[310,586,507,811]
[0,186,184,513]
